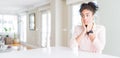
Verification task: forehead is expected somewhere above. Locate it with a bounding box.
[81,9,93,15]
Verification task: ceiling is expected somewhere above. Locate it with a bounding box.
[0,0,48,14]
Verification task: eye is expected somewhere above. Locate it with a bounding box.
[86,14,89,17]
[81,14,84,18]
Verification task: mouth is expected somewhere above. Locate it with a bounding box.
[85,25,87,27]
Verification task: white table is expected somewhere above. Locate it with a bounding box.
[0,47,119,58]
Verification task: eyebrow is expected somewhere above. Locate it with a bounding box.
[81,13,90,16]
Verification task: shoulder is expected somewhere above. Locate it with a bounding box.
[95,25,106,31]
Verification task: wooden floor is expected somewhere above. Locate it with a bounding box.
[8,43,33,50]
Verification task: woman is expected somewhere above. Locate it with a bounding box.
[70,2,106,53]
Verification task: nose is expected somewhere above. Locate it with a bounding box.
[82,17,88,23]
[82,16,87,21]
[84,16,87,19]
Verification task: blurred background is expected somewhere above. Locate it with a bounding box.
[0,0,120,57]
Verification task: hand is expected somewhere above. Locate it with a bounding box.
[81,19,87,33]
[88,33,95,42]
[75,19,87,43]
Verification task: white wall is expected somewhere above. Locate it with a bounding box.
[98,0,120,57]
[50,0,68,47]
[26,9,39,47]
[25,0,68,47]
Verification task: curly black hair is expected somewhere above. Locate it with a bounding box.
[79,2,98,15]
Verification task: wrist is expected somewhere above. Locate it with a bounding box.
[87,30,93,35]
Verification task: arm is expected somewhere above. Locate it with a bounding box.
[92,26,106,53]
[76,19,87,43]
[70,25,86,49]
[70,26,83,48]
[76,29,86,43]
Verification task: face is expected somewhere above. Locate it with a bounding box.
[80,9,94,25]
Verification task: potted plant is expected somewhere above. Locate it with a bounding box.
[4,27,13,44]
[13,33,19,44]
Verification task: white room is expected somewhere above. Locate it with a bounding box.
[0,0,120,58]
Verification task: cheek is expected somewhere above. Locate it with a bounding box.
[89,15,94,21]
[88,17,93,23]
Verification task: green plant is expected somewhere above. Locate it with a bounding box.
[4,28,7,32]
[3,27,11,37]
[4,27,11,32]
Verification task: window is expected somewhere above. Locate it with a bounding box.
[41,10,51,47]
[0,15,18,37]
[72,4,81,34]
[19,15,27,42]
